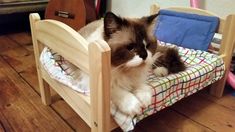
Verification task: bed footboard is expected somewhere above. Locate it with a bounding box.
[29,13,113,132]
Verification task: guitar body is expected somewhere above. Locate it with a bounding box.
[45,0,86,30]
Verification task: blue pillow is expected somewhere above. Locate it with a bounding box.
[154,10,219,51]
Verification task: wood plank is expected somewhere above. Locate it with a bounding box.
[0,111,13,132]
[136,108,213,132]
[199,88,235,111]
[0,37,41,94]
[24,44,34,52]
[0,122,5,132]
[172,93,235,131]
[0,36,19,53]
[1,46,34,73]
[0,57,73,131]
[18,65,40,92]
[51,100,91,132]
[7,32,32,46]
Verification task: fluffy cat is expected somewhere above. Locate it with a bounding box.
[79,12,158,115]
[78,12,185,115]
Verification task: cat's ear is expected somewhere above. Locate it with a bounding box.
[104,12,123,37]
[143,13,158,24]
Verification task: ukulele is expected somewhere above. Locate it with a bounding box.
[45,0,86,30]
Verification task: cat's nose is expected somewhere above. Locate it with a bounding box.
[139,51,147,60]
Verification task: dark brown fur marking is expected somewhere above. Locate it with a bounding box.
[153,46,186,73]
[103,12,158,67]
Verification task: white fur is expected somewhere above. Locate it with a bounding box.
[133,84,152,107]
[153,66,169,77]
[86,25,104,43]
[125,55,143,67]
[143,40,147,46]
[111,87,142,116]
[111,50,154,115]
[153,52,163,60]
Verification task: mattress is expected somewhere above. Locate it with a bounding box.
[40,41,225,131]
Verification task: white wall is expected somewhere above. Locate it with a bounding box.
[202,0,235,18]
[108,0,189,17]
[108,0,235,18]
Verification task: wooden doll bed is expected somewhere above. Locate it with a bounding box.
[30,3,235,132]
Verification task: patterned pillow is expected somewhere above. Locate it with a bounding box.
[40,47,90,95]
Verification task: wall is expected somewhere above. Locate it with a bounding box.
[108,0,235,18]
[202,0,235,18]
[108,0,189,17]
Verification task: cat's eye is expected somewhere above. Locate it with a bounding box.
[126,44,134,51]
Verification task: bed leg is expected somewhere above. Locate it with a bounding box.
[209,75,226,98]
[39,78,51,105]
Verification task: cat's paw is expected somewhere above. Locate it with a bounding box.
[153,66,168,77]
[118,94,142,116]
[134,87,152,108]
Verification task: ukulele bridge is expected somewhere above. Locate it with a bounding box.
[55,11,75,19]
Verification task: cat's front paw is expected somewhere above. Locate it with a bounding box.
[153,66,168,77]
[118,94,142,116]
[134,86,152,108]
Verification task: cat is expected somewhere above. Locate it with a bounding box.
[78,12,185,116]
[152,45,186,77]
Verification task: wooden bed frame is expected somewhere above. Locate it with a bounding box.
[30,4,235,132]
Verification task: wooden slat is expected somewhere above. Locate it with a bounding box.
[150,3,160,15]
[210,14,235,97]
[30,13,52,105]
[41,67,91,126]
[35,19,89,74]
[0,58,73,131]
[172,93,235,132]
[89,40,112,132]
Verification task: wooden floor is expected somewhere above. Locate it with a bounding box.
[0,32,235,132]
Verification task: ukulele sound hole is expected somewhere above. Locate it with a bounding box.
[55,11,75,19]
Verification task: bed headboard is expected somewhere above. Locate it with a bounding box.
[150,4,235,97]
[150,4,235,69]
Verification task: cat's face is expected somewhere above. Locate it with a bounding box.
[103,12,158,68]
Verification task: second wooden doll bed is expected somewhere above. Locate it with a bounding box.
[30,3,235,132]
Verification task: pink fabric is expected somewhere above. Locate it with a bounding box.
[227,72,235,89]
[190,0,199,8]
